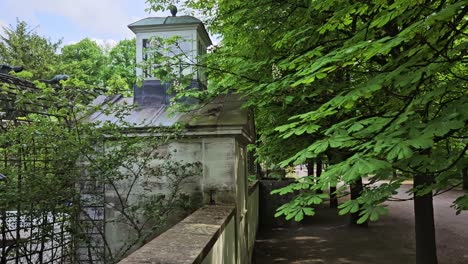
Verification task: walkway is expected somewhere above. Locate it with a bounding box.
[254,186,468,264]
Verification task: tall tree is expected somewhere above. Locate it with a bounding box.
[59,38,107,87]
[102,39,137,93]
[148,1,468,263]
[0,19,61,79]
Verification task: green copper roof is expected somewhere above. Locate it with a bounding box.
[128,16,202,28]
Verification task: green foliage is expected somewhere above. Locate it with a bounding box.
[1,20,137,93]
[79,122,202,260]
[0,73,201,262]
[9,69,34,80]
[452,195,468,215]
[0,19,61,78]
[103,39,136,93]
[59,38,107,87]
[146,0,468,223]
[271,177,328,221]
[274,191,328,221]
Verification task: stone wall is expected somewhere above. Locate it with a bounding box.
[79,136,242,262]
[119,206,235,264]
[118,182,260,264]
[246,181,259,261]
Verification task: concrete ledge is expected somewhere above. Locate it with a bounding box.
[119,205,235,264]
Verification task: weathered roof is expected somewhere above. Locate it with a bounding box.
[128,16,213,46]
[128,16,203,29]
[86,93,254,142]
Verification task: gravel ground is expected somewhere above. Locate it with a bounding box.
[254,185,468,264]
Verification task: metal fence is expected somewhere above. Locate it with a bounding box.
[0,73,74,264]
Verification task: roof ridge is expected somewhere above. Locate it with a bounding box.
[128,16,203,29]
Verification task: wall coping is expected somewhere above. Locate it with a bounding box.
[119,205,235,264]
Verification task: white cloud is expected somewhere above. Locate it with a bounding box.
[63,40,79,46]
[64,38,117,47]
[0,1,216,45]
[61,38,118,54]
[91,38,118,50]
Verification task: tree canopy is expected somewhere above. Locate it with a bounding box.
[1,20,136,92]
[148,0,467,204]
[59,38,107,87]
[1,3,466,263]
[0,19,61,79]
[103,38,137,93]
[59,38,137,91]
[147,1,467,263]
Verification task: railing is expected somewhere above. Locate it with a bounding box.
[0,211,71,264]
[119,181,260,264]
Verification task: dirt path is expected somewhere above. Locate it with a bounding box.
[254,186,468,264]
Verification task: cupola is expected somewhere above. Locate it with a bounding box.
[128,12,212,106]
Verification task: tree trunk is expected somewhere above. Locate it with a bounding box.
[330,186,338,208]
[350,177,368,227]
[462,167,468,191]
[307,160,314,177]
[413,173,438,264]
[316,158,323,194]
[326,153,341,208]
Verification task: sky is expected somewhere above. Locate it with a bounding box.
[0,0,169,47]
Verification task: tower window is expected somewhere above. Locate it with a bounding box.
[142,37,194,79]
